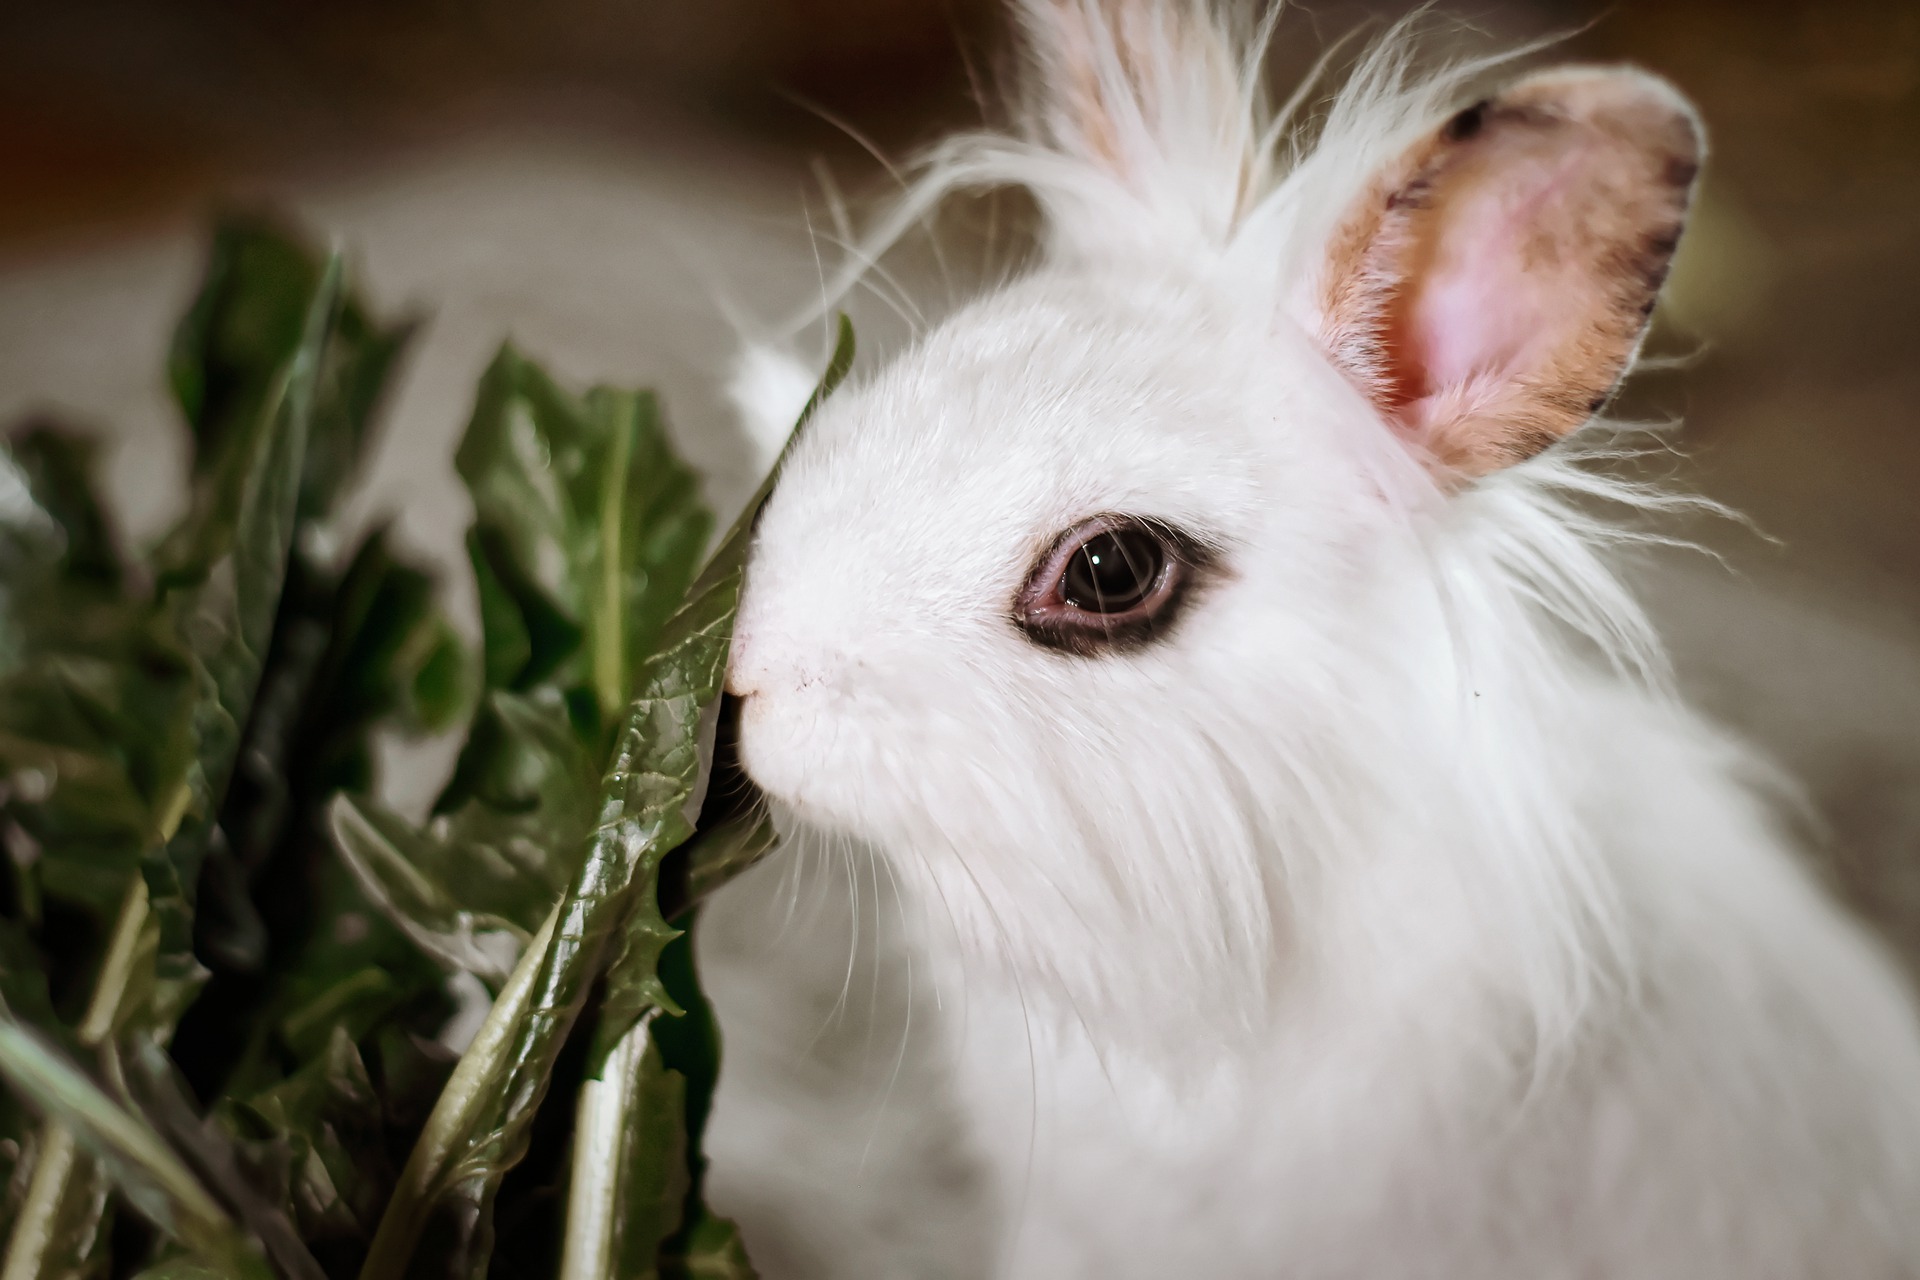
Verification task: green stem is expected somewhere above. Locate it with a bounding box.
[0,1022,228,1231]
[357,904,560,1280]
[0,1011,251,1274]
[556,1011,652,1280]
[591,396,635,724]
[1,875,151,1279]
[1,1125,88,1280]
[79,878,152,1046]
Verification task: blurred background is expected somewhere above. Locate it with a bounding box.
[1,0,1916,1271]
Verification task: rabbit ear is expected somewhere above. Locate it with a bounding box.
[1019,0,1250,202]
[1315,67,1704,479]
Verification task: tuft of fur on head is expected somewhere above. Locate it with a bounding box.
[737,1,1712,1069]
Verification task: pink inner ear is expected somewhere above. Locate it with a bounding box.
[1318,67,1701,477]
[1397,148,1596,433]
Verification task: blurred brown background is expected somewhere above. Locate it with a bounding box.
[3,0,1914,577]
[2,0,1913,586]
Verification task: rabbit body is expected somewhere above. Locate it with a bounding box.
[939,676,1920,1278]
[722,3,1920,1274]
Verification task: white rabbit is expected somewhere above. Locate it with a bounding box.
[721,2,1920,1275]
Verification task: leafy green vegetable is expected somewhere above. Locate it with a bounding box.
[224,1028,389,1254]
[456,350,710,726]
[1,212,839,1280]
[358,315,853,1280]
[115,1039,327,1280]
[145,250,346,993]
[356,584,735,1278]
[0,1015,266,1280]
[325,794,546,986]
[166,215,411,529]
[1,214,456,1278]
[0,247,358,1280]
[0,423,195,935]
[331,346,719,1011]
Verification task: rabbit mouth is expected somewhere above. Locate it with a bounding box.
[731,686,861,828]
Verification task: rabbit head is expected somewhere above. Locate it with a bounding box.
[728,0,1703,1046]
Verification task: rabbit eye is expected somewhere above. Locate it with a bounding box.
[1015,515,1199,654]
[1062,527,1164,612]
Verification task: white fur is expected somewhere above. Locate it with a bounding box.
[727,342,819,476]
[723,6,1920,1275]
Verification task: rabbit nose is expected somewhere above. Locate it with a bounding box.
[726,622,842,700]
[725,624,807,698]
[725,626,765,698]
[724,660,760,699]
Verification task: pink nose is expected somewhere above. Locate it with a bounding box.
[725,631,761,698]
[726,622,793,699]
[726,628,835,700]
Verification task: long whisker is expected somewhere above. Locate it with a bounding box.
[859,846,917,1175]
[942,840,1041,1266]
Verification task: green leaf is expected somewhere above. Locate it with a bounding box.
[465,526,578,697]
[589,311,854,1070]
[227,1026,390,1250]
[300,531,470,794]
[326,687,597,984]
[356,907,560,1280]
[3,223,428,1280]
[184,526,467,1053]
[406,622,467,735]
[326,348,713,1012]
[390,654,719,1279]
[574,922,757,1280]
[117,1038,328,1280]
[0,421,192,1279]
[0,887,152,1280]
[143,252,347,992]
[0,425,120,590]
[325,796,535,986]
[0,1014,268,1278]
[0,1128,112,1280]
[167,214,411,523]
[666,1210,756,1280]
[360,315,852,1280]
[0,426,196,929]
[678,812,778,917]
[646,919,745,1274]
[615,1048,691,1280]
[2,215,458,1280]
[454,349,712,721]
[0,930,64,1248]
[143,220,416,981]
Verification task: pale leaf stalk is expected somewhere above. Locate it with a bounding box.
[558,1010,655,1280]
[0,1013,251,1275]
[1,1127,95,1280]
[591,395,635,724]
[358,905,560,1280]
[3,829,170,1279]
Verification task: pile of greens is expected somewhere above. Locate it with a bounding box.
[0,216,848,1279]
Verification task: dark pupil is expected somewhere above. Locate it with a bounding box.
[1062,529,1164,613]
